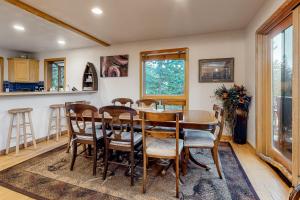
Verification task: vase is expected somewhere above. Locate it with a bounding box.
[233,109,248,144]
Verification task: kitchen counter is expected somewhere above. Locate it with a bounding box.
[0,90,97,97]
[0,90,98,151]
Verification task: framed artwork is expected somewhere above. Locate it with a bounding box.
[100,55,129,77]
[198,58,234,82]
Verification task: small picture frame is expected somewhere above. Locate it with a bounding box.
[199,58,234,83]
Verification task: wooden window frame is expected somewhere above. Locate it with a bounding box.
[256,0,300,186]
[139,48,189,108]
[44,57,66,91]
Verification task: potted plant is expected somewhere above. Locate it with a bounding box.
[214,84,252,144]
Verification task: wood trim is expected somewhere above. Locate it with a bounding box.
[139,48,189,108]
[292,5,300,185]
[257,0,300,34]
[44,57,66,91]
[268,14,293,37]
[0,57,3,93]
[256,0,300,186]
[4,0,110,47]
[140,47,188,55]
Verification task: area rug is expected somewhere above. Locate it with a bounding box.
[0,142,259,200]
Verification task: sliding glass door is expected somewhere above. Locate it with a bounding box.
[269,16,293,171]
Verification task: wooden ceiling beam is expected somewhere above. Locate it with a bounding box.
[5,0,110,47]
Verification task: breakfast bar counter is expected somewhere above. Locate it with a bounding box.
[0,90,98,153]
[0,91,97,97]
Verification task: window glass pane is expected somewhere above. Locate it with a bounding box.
[51,64,58,90]
[60,66,64,88]
[144,59,185,96]
[271,25,293,161]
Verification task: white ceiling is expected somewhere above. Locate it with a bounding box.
[0,2,97,53]
[0,0,266,53]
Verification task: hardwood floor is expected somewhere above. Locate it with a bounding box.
[0,137,290,200]
[231,142,290,200]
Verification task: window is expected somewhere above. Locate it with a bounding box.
[140,48,188,102]
[44,58,66,91]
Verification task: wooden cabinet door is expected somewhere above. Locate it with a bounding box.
[29,60,39,82]
[14,59,29,82]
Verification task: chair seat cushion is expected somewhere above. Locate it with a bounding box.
[110,132,142,147]
[146,138,183,157]
[184,130,215,148]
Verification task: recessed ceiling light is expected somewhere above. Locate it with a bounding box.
[57,40,66,45]
[91,7,103,15]
[13,24,25,31]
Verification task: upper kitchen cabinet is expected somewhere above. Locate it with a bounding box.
[8,58,39,82]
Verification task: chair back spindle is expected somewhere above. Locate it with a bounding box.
[211,105,225,145]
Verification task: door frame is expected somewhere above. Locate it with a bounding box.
[267,15,293,172]
[256,0,300,186]
[44,57,66,91]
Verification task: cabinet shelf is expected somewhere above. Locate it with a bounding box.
[82,62,98,91]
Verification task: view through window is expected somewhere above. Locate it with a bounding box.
[44,58,66,91]
[141,48,188,103]
[271,24,293,161]
[51,61,65,90]
[144,59,185,96]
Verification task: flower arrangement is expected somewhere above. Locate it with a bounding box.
[214,84,252,132]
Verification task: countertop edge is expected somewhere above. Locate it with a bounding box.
[0,91,97,97]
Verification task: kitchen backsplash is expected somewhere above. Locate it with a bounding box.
[3,81,44,92]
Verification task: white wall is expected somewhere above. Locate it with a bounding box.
[36,30,246,131]
[245,0,285,147]
[1,0,287,149]
[0,93,96,151]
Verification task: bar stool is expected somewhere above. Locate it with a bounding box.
[6,108,37,155]
[47,104,67,141]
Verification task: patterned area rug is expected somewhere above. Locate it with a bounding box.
[0,142,259,200]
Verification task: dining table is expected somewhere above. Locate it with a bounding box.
[69,108,218,174]
[76,108,217,130]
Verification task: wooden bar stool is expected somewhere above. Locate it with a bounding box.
[6,108,36,155]
[47,104,67,141]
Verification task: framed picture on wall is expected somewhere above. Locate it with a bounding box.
[100,55,129,77]
[199,58,234,82]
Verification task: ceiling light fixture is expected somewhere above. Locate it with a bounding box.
[57,40,66,45]
[91,7,103,15]
[13,24,25,31]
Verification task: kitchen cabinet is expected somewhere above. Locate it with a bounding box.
[8,58,39,82]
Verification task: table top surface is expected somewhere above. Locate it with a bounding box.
[78,109,217,126]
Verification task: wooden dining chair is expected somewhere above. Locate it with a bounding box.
[99,105,142,186]
[67,103,104,176]
[161,99,186,111]
[290,184,300,200]
[136,99,159,109]
[65,101,95,153]
[141,111,183,198]
[112,98,134,108]
[183,105,224,178]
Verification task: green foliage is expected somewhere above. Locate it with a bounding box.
[215,84,252,132]
[51,64,64,90]
[144,59,184,96]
